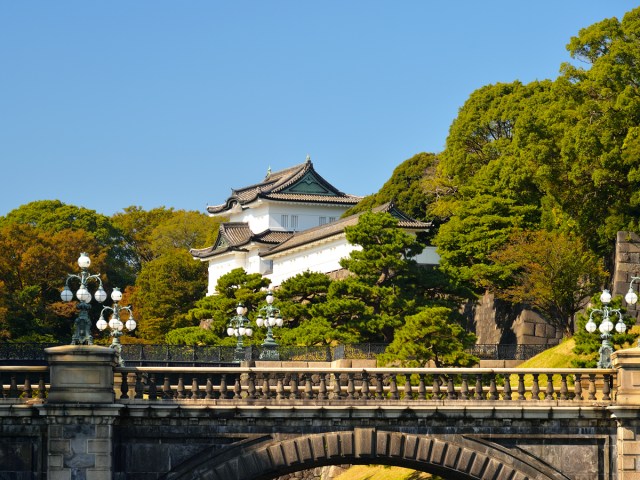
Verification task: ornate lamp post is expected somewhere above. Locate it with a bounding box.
[585,289,627,368]
[97,288,136,366]
[227,303,253,361]
[624,276,640,306]
[60,252,107,345]
[255,290,284,360]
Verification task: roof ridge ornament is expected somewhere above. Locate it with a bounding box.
[305,154,311,163]
[266,166,272,178]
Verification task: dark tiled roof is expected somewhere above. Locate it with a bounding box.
[190,222,294,260]
[261,202,431,257]
[207,157,362,214]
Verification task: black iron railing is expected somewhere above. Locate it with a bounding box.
[0,342,556,365]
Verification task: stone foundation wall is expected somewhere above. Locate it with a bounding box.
[614,231,640,322]
[471,292,562,346]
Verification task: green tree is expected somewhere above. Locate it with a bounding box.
[1,200,134,287]
[380,307,478,368]
[489,230,606,336]
[433,195,539,288]
[132,250,207,342]
[312,211,437,343]
[165,326,221,346]
[111,206,176,270]
[184,268,270,346]
[344,152,438,223]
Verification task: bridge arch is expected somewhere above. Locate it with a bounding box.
[162,429,571,480]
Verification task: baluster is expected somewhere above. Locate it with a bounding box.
[447,375,456,400]
[545,373,555,400]
[205,377,215,400]
[23,377,32,399]
[261,374,270,399]
[404,375,412,400]
[375,373,384,400]
[531,374,540,400]
[331,373,342,399]
[588,374,596,401]
[346,373,355,400]
[475,374,484,400]
[361,372,370,400]
[38,373,46,400]
[118,373,129,400]
[163,374,172,399]
[246,373,256,400]
[289,373,299,400]
[574,373,583,400]
[135,373,144,399]
[9,375,18,398]
[503,374,512,401]
[276,375,285,400]
[303,375,313,400]
[602,374,611,401]
[148,374,158,401]
[517,374,526,401]
[191,377,200,400]
[318,373,328,400]
[176,374,186,399]
[389,374,399,400]
[432,375,441,400]
[219,374,229,399]
[488,373,498,401]
[460,374,469,401]
[559,374,569,401]
[233,376,242,399]
[418,373,427,400]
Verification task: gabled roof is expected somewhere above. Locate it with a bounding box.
[261,202,432,258]
[190,223,294,260]
[207,156,361,215]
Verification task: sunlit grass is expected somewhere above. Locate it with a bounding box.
[333,465,433,480]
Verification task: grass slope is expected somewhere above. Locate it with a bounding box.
[333,465,432,480]
[516,338,576,369]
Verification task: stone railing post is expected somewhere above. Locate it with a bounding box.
[611,347,640,479]
[41,345,119,480]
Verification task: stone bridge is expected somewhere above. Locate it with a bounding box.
[4,346,640,479]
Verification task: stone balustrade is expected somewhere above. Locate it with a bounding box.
[0,363,618,405]
[0,365,49,401]
[114,366,617,404]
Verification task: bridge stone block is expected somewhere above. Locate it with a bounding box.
[429,439,446,465]
[45,345,117,404]
[444,444,460,469]
[402,434,418,459]
[353,428,374,457]
[468,454,489,478]
[309,434,326,461]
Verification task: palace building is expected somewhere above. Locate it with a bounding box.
[190,156,439,295]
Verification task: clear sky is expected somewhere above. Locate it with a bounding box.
[0,1,633,217]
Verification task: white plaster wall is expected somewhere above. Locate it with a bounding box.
[414,246,440,265]
[266,237,358,287]
[230,201,349,233]
[207,253,247,296]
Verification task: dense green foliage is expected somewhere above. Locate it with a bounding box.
[344,152,438,223]
[0,201,216,343]
[427,8,640,336]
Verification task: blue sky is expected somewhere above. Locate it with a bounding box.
[0,2,633,217]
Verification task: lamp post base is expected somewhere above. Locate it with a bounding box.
[259,344,280,361]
